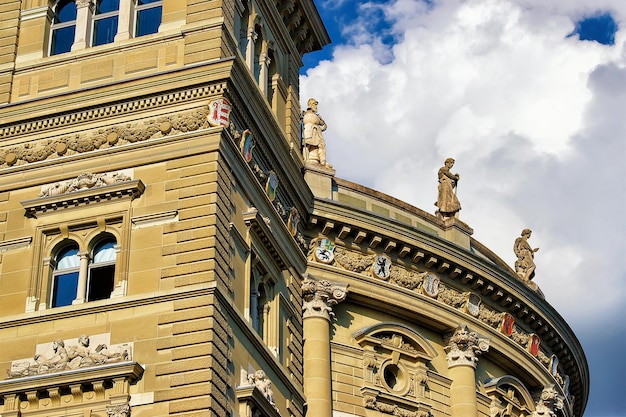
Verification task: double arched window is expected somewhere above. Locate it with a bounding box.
[50,236,117,308]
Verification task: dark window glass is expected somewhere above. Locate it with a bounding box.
[96,0,120,14]
[135,0,162,37]
[52,272,79,307]
[87,238,116,301]
[93,16,119,46]
[92,0,119,46]
[55,0,77,22]
[51,244,80,307]
[50,0,77,55]
[51,26,76,55]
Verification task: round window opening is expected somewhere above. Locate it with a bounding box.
[382,364,403,391]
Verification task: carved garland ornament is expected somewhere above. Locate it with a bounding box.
[0,105,212,168]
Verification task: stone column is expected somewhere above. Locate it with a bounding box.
[114,0,133,41]
[73,251,90,304]
[259,52,270,95]
[245,27,257,70]
[72,0,94,51]
[444,325,490,417]
[302,277,348,417]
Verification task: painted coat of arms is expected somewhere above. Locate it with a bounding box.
[372,255,391,279]
[527,334,540,356]
[313,238,335,264]
[465,293,481,317]
[500,312,515,336]
[207,97,232,127]
[422,273,440,297]
[240,129,255,162]
[265,171,278,201]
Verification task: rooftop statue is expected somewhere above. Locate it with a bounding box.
[302,98,331,168]
[514,229,539,281]
[435,158,461,219]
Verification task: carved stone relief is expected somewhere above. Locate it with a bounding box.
[6,334,132,379]
[363,396,429,417]
[39,170,133,197]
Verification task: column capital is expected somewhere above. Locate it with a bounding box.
[301,276,348,321]
[531,385,564,417]
[444,324,489,368]
[75,0,94,9]
[106,403,131,417]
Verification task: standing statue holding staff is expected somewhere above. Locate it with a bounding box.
[302,98,331,168]
[435,158,461,219]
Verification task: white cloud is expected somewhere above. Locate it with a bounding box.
[301,0,626,326]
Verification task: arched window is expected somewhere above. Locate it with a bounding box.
[51,243,80,307]
[87,237,117,301]
[50,0,77,55]
[92,0,120,46]
[134,0,162,36]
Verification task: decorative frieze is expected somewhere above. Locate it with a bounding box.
[301,277,348,320]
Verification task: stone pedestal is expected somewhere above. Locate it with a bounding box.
[304,163,336,200]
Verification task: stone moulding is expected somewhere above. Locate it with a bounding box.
[0,236,32,253]
[21,179,145,218]
[0,83,226,140]
[0,361,143,416]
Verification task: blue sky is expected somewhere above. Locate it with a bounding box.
[300,1,625,416]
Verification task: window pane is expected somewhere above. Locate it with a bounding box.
[93,240,116,263]
[138,0,161,4]
[52,271,79,307]
[56,0,77,23]
[136,6,162,36]
[56,246,80,269]
[51,26,76,55]
[93,16,118,46]
[96,0,120,14]
[87,265,115,301]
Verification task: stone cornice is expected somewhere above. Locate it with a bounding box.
[21,180,145,218]
[0,361,143,396]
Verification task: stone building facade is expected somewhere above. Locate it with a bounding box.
[0,1,588,417]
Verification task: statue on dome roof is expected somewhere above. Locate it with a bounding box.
[514,229,539,281]
[435,158,461,220]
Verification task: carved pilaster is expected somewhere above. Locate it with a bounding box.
[444,324,490,368]
[301,277,348,321]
